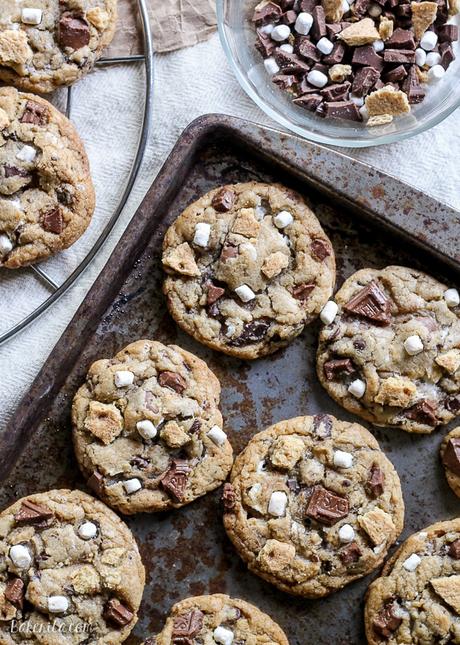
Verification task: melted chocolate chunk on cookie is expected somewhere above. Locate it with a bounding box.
[449,539,460,559]
[212,188,236,212]
[405,400,437,426]
[339,541,362,565]
[306,485,349,525]
[367,464,385,498]
[311,239,332,262]
[229,319,271,346]
[14,500,53,525]
[206,282,225,305]
[344,281,391,325]
[59,12,91,50]
[313,413,332,439]
[323,358,356,381]
[372,600,402,638]
[41,207,64,234]
[3,165,30,180]
[104,598,134,628]
[442,438,460,476]
[446,396,460,413]
[223,483,237,511]
[5,579,25,609]
[160,460,191,501]
[220,243,239,261]
[20,101,49,126]
[87,470,105,496]
[158,371,187,393]
[292,283,315,300]
[172,609,204,642]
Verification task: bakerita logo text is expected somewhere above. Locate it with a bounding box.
[10,619,93,635]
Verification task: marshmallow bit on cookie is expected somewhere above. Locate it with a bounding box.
[445,288,460,307]
[235,284,256,303]
[0,234,13,256]
[333,450,354,469]
[137,419,157,440]
[16,145,36,162]
[320,301,338,325]
[78,521,98,540]
[214,626,234,645]
[348,378,366,398]
[48,596,69,614]
[338,524,355,543]
[123,478,142,494]
[273,210,293,228]
[193,222,211,248]
[403,553,421,571]
[268,491,288,517]
[404,335,424,356]
[9,544,32,569]
[207,425,227,446]
[114,370,134,387]
[21,8,43,24]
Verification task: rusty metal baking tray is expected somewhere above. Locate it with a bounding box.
[1,115,460,645]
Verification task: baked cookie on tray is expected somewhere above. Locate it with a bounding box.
[317,266,460,433]
[72,340,233,515]
[440,426,460,498]
[365,519,460,644]
[0,87,95,269]
[223,414,404,598]
[162,182,336,359]
[0,0,117,93]
[149,594,289,645]
[0,489,144,644]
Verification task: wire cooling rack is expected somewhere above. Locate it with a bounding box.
[0,0,154,346]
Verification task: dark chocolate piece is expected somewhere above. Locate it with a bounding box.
[383,48,415,63]
[158,371,187,393]
[4,165,30,179]
[172,609,204,642]
[405,400,437,426]
[323,100,361,121]
[446,396,460,413]
[5,579,25,609]
[401,66,425,103]
[41,207,63,234]
[449,539,460,559]
[384,64,407,82]
[296,37,322,64]
[253,1,282,22]
[352,0,370,17]
[344,280,391,325]
[189,419,201,434]
[311,5,327,41]
[339,541,362,564]
[367,464,385,497]
[323,358,356,381]
[20,101,49,125]
[59,12,90,50]
[313,413,333,439]
[373,600,402,638]
[323,42,346,64]
[256,30,276,57]
[206,283,225,305]
[293,94,323,111]
[292,282,316,300]
[352,66,381,96]
[229,319,271,346]
[14,500,53,525]
[104,599,134,628]
[212,187,235,212]
[442,438,460,476]
[222,483,237,511]
[438,24,458,42]
[87,470,105,496]
[272,74,298,89]
[311,238,332,260]
[159,460,191,501]
[281,9,298,24]
[220,243,238,261]
[352,46,384,70]
[305,485,349,525]
[440,41,455,69]
[321,82,351,102]
[275,50,310,73]
[387,27,416,49]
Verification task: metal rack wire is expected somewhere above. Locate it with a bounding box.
[1,0,154,346]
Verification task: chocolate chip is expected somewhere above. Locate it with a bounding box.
[353,338,366,350]
[311,5,327,41]
[222,483,237,511]
[41,207,64,234]
[344,280,391,325]
[220,244,238,261]
[59,12,90,50]
[352,46,384,71]
[293,94,323,111]
[287,478,301,493]
[372,600,402,638]
[446,396,460,413]
[323,358,356,381]
[296,37,321,63]
[158,371,187,393]
[405,400,437,426]
[449,539,460,559]
[87,470,105,496]
[292,283,316,300]
[104,599,134,628]
[311,238,332,261]
[438,24,458,41]
[323,100,361,121]
[172,609,204,641]
[387,27,416,49]
[4,165,30,179]
[5,579,25,609]
[442,438,460,476]
[20,101,49,125]
[252,1,282,23]
[275,50,310,73]
[339,541,362,564]
[229,319,271,346]
[56,185,74,205]
[189,419,201,434]
[14,500,53,525]
[212,187,236,212]
[159,460,191,502]
[206,282,225,305]
[305,485,349,525]
[313,413,333,439]
[352,66,380,97]
[367,464,385,498]
[131,456,149,469]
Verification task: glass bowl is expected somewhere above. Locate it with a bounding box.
[217,0,460,147]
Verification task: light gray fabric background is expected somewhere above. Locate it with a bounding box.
[1,32,459,429]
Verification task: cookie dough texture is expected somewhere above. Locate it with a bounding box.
[0,87,95,268]
[440,425,460,498]
[365,519,460,644]
[223,415,404,598]
[0,0,117,93]
[317,266,460,433]
[150,594,289,645]
[0,489,145,644]
[162,182,336,359]
[72,340,233,514]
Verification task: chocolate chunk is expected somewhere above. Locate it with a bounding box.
[326,23,343,39]
[344,281,391,325]
[395,3,412,16]
[275,50,310,73]
[273,74,297,89]
[256,30,276,57]
[401,66,425,103]
[158,371,187,393]
[323,100,361,121]
[352,0,370,17]
[449,539,460,559]
[281,9,298,24]
[405,400,437,426]
[446,396,460,413]
[212,187,235,212]
[323,358,356,381]
[305,485,349,525]
[387,27,416,49]
[442,438,460,476]
[296,37,321,64]
[352,46,384,71]
[301,0,317,10]
[287,478,301,493]
[313,413,332,439]
[384,64,408,82]
[293,94,323,111]
[4,165,30,179]
[41,207,63,234]
[229,319,271,346]
[172,610,204,641]
[311,238,332,261]
[59,12,90,50]
[220,243,238,261]
[440,41,455,69]
[222,483,236,511]
[292,282,316,300]
[206,282,225,305]
[5,579,25,609]
[353,338,366,350]
[367,464,385,497]
[14,500,53,525]
[438,24,458,42]
[323,42,346,65]
[20,101,49,125]
[383,48,416,63]
[373,600,402,638]
[104,599,134,628]
[339,541,362,564]
[311,5,327,41]
[87,470,105,496]
[189,419,201,434]
[252,1,282,22]
[321,82,351,102]
[159,460,191,501]
[56,186,74,205]
[352,66,381,97]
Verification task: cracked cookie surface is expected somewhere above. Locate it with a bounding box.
[0,87,95,268]
[0,0,117,93]
[317,266,460,433]
[162,182,336,359]
[0,488,145,644]
[149,594,289,645]
[365,519,460,644]
[223,415,404,598]
[72,340,233,515]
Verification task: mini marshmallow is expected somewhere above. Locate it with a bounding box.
[317,37,334,55]
[295,12,313,35]
[428,64,445,81]
[123,478,142,494]
[48,596,69,614]
[348,379,366,398]
[268,491,288,517]
[213,626,234,645]
[9,544,31,569]
[342,0,350,12]
[415,48,427,66]
[0,234,13,256]
[320,301,338,325]
[114,370,134,387]
[373,39,384,52]
[279,43,294,53]
[225,322,236,337]
[350,95,364,106]
[21,7,43,24]
[273,210,293,228]
[338,524,355,543]
[235,284,256,302]
[425,51,441,67]
[207,425,227,446]
[260,23,274,35]
[78,521,98,540]
[255,205,266,218]
[16,145,36,162]
[264,57,280,75]
[307,69,328,88]
[193,222,211,247]
[368,3,382,16]
[403,553,421,571]
[445,288,460,307]
[359,105,369,121]
[271,24,290,41]
[420,30,438,50]
[404,335,424,356]
[333,450,354,469]
[137,419,157,440]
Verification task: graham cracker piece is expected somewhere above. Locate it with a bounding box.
[379,16,394,40]
[162,242,200,277]
[329,64,352,82]
[365,86,410,116]
[358,508,395,545]
[0,30,33,67]
[431,576,460,613]
[339,18,381,45]
[367,114,394,126]
[84,401,123,445]
[435,349,460,374]
[411,1,438,39]
[374,377,417,407]
[262,251,289,279]
[232,208,261,237]
[322,0,345,22]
